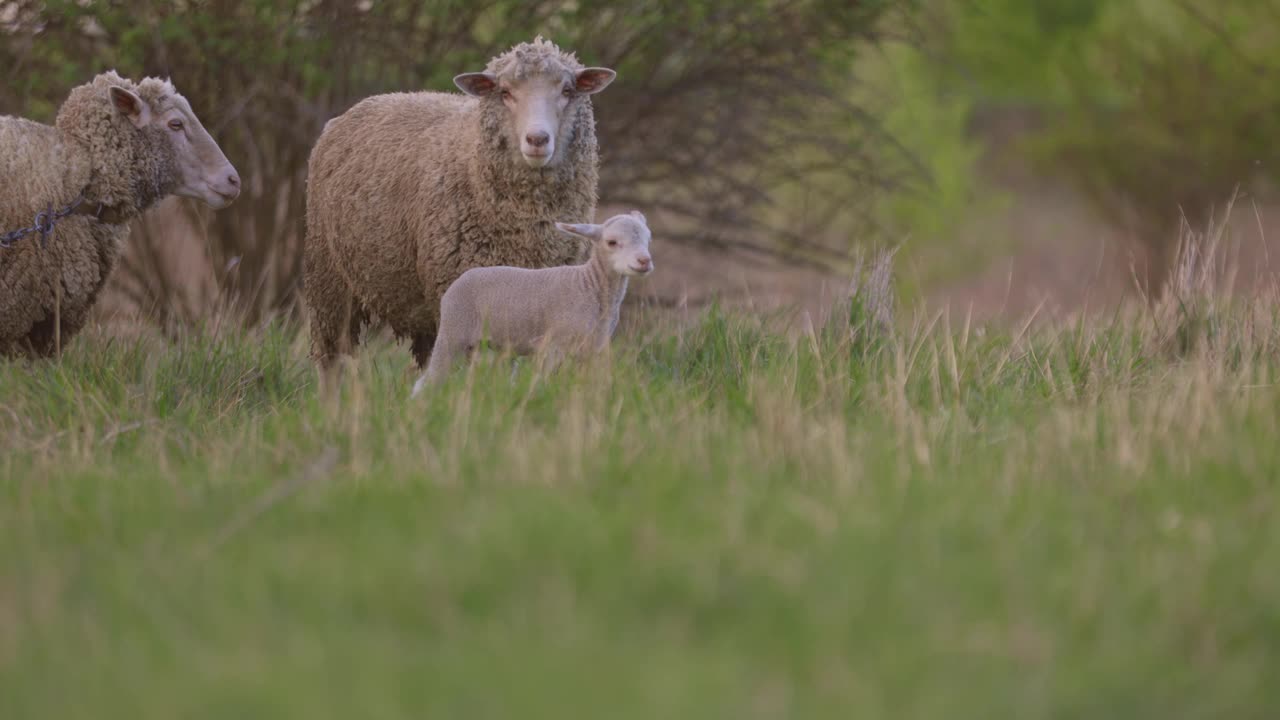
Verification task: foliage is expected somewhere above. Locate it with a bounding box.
[850,33,1001,292]
[1,0,906,324]
[919,0,1280,289]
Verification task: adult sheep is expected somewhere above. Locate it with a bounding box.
[0,71,240,357]
[304,36,616,374]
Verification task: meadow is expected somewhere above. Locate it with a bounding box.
[3,238,1279,719]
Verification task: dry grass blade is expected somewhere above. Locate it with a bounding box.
[197,446,339,560]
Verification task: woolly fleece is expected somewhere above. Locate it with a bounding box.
[304,37,606,369]
[0,72,183,356]
[415,213,651,391]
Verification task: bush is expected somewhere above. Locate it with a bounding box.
[1,0,906,325]
[921,0,1280,292]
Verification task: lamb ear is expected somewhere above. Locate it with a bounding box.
[574,67,616,95]
[629,210,647,225]
[109,86,150,128]
[555,222,602,240]
[454,72,499,97]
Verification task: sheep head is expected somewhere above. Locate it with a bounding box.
[56,72,241,212]
[455,36,615,170]
[108,80,241,210]
[557,211,653,277]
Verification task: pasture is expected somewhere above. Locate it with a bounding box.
[3,258,1279,718]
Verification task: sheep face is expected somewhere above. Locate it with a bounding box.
[455,65,615,170]
[557,211,654,277]
[109,86,241,209]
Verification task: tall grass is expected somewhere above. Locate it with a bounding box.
[2,241,1279,718]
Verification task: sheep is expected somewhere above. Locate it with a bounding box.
[304,36,617,383]
[410,211,653,395]
[0,71,240,357]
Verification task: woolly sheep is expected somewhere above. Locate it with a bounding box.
[411,211,654,395]
[304,36,617,381]
[0,71,240,357]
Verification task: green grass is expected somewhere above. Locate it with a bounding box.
[3,291,1280,719]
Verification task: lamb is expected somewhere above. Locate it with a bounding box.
[0,71,239,357]
[304,36,616,382]
[411,211,654,395]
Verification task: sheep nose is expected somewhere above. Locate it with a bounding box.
[227,173,241,189]
[525,131,550,148]
[635,256,651,269]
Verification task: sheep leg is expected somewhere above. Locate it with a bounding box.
[425,338,462,383]
[537,345,566,376]
[411,337,464,397]
[305,253,363,375]
[410,370,431,398]
[19,293,90,359]
[410,331,437,369]
[21,315,58,359]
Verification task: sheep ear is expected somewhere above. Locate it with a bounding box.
[555,222,602,240]
[574,67,616,95]
[109,86,150,128]
[629,210,647,225]
[454,72,499,97]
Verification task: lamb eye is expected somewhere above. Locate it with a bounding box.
[607,240,618,247]
[500,89,512,100]
[168,119,183,131]
[562,86,573,97]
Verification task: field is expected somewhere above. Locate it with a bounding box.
[3,242,1279,719]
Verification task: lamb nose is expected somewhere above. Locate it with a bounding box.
[227,173,241,188]
[525,131,550,148]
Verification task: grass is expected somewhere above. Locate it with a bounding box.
[3,250,1280,718]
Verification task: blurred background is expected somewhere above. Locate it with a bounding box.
[3,0,1278,333]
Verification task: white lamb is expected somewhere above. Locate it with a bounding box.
[411,211,654,396]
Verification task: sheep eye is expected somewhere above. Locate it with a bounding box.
[607,240,618,247]
[499,89,512,100]
[562,86,573,98]
[168,119,184,131]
